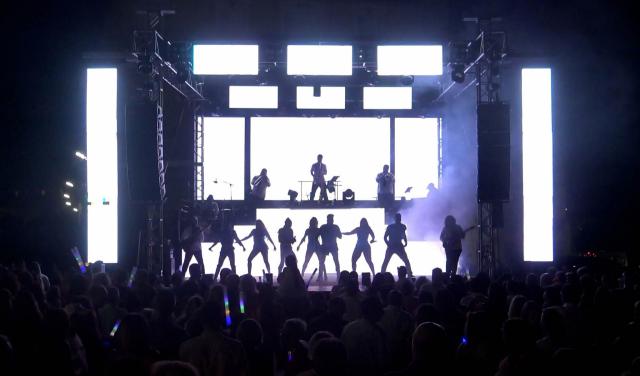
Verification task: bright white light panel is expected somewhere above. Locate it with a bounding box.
[86,68,118,263]
[184,208,445,277]
[363,87,413,110]
[296,86,346,109]
[250,117,390,200]
[522,68,553,262]
[395,118,440,199]
[377,45,443,76]
[193,45,259,75]
[203,117,245,200]
[229,86,278,109]
[287,45,353,76]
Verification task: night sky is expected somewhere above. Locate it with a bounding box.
[1,0,638,263]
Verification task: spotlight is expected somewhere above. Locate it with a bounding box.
[451,63,465,83]
[342,189,355,203]
[137,55,153,75]
[287,190,299,203]
[75,151,87,160]
[313,85,321,97]
[73,208,79,212]
[400,75,414,86]
[65,201,72,206]
[65,181,74,188]
[63,193,70,199]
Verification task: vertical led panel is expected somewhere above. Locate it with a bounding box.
[287,45,352,76]
[229,86,278,109]
[522,68,553,262]
[296,86,346,109]
[377,45,443,76]
[203,117,245,200]
[193,45,259,75]
[395,118,440,198]
[363,87,413,110]
[86,68,118,263]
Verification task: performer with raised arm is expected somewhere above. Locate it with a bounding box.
[211,220,246,281]
[277,218,297,273]
[440,215,475,278]
[376,164,395,207]
[297,217,322,277]
[381,213,413,277]
[249,168,271,202]
[319,214,342,280]
[342,218,376,275]
[241,219,276,276]
[180,214,205,276]
[310,154,328,201]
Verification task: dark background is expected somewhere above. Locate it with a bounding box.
[0,0,638,265]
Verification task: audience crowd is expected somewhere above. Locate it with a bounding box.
[0,255,639,376]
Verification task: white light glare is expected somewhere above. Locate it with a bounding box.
[377,45,443,76]
[65,181,74,188]
[65,201,72,206]
[522,68,553,262]
[63,193,70,199]
[73,208,79,212]
[75,151,87,160]
[363,87,412,109]
[229,86,278,109]
[287,45,352,76]
[86,68,118,263]
[193,45,259,75]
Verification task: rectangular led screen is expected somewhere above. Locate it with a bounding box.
[522,68,553,262]
[193,45,259,75]
[183,208,445,277]
[203,117,245,200]
[296,86,346,109]
[287,45,352,76]
[363,87,412,110]
[250,117,390,200]
[86,68,118,263]
[395,118,440,198]
[229,86,278,109]
[377,45,443,76]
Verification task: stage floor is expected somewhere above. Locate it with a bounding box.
[185,207,447,278]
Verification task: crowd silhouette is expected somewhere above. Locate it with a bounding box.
[0,256,639,376]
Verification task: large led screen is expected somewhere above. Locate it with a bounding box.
[250,117,390,201]
[394,118,440,198]
[203,117,245,200]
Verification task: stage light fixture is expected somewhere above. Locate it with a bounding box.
[65,201,71,206]
[400,75,414,86]
[65,181,74,188]
[63,193,70,199]
[451,63,465,83]
[288,190,299,204]
[342,189,355,202]
[75,151,87,160]
[377,45,443,76]
[137,54,153,75]
[73,208,79,212]
[522,68,553,262]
